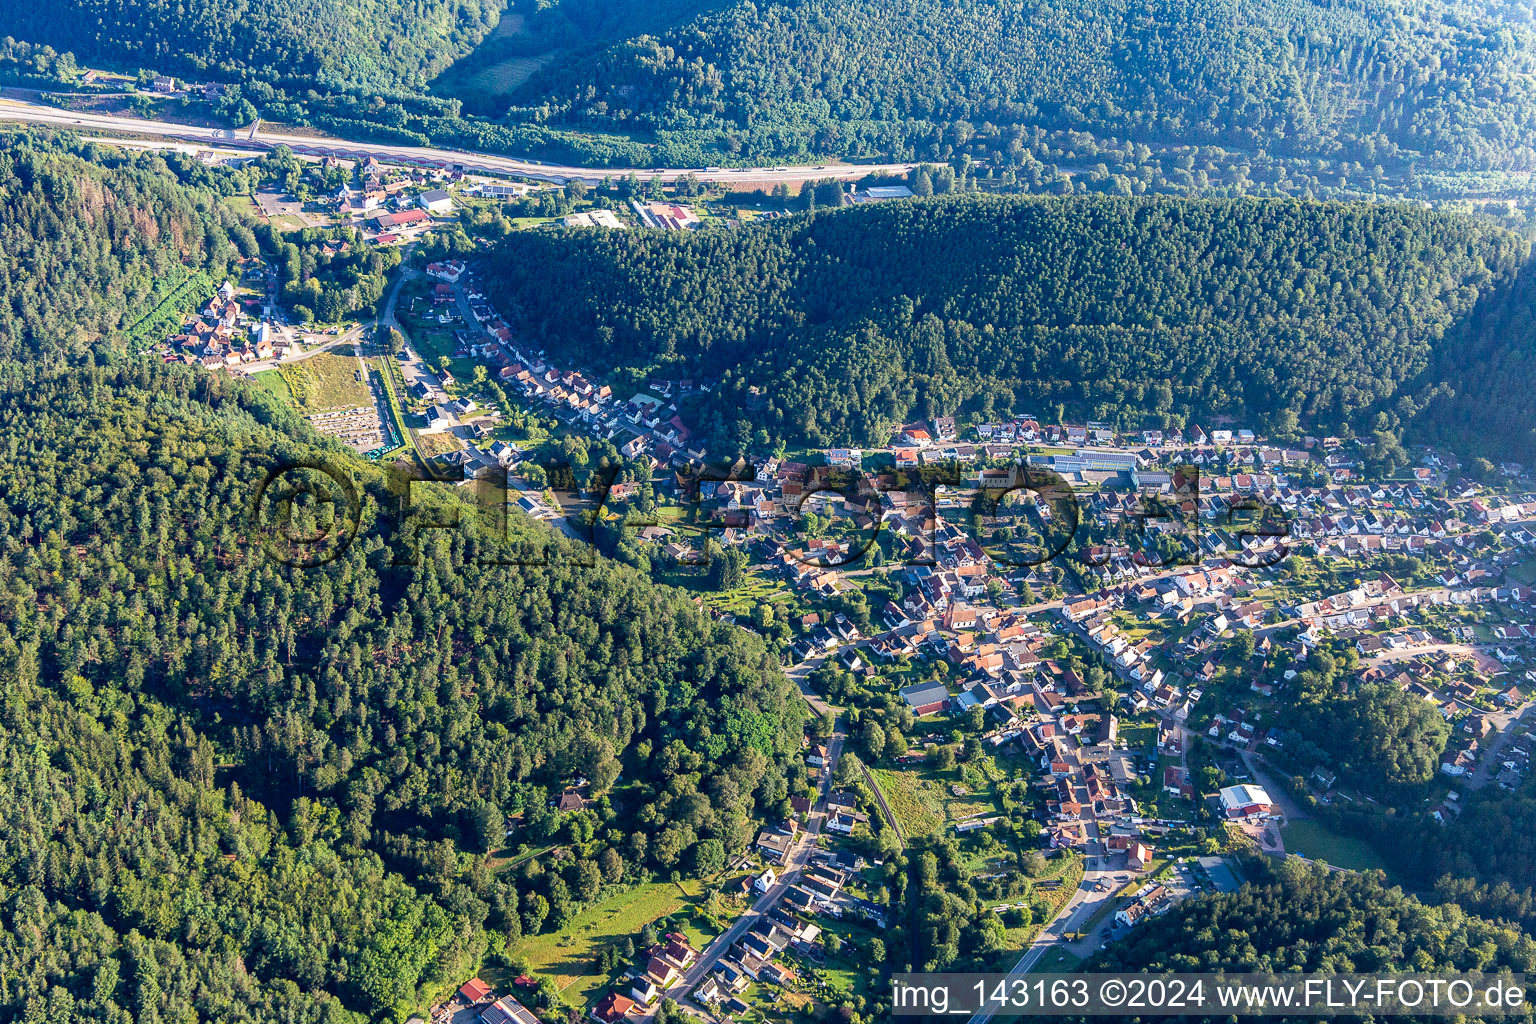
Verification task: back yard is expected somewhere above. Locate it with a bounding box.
[501,881,718,1009]
[871,753,1013,842]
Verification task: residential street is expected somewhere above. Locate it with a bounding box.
[970,850,1116,1024]
[14,18,1536,1024]
[229,328,361,374]
[654,838,815,1014]
[787,624,1131,1004]
[262,243,1536,1021]
[1466,704,1536,789]
[642,710,848,1020]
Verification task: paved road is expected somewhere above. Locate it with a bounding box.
[229,330,358,373]
[972,852,1116,1024]
[1363,640,1502,669]
[379,265,416,335]
[1357,640,1530,788]
[779,614,1142,1017]
[658,836,815,1012]
[644,717,848,1019]
[640,645,859,1015]
[1466,704,1536,790]
[388,271,612,541]
[784,648,856,718]
[783,635,919,843]
[0,97,919,184]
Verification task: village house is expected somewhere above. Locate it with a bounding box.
[900,680,951,716]
[481,996,540,1024]
[590,993,635,1024]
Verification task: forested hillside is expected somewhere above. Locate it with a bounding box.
[2,126,1534,1024]
[1277,648,1451,799]
[1418,258,1536,457]
[487,194,1529,451]
[431,0,724,116]
[0,0,501,95]
[508,0,1536,167]
[0,360,806,1022]
[0,139,256,362]
[10,0,1536,174]
[1091,859,1536,977]
[1410,778,1536,895]
[0,135,412,356]
[0,140,807,1021]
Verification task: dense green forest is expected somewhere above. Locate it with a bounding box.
[1231,643,1536,904]
[0,0,501,95]
[487,193,1530,451]
[1276,648,1452,799]
[0,360,806,1022]
[0,139,258,362]
[1428,779,1536,896]
[505,0,1536,168]
[0,138,808,1021]
[1418,253,1536,457]
[0,134,421,355]
[11,0,1536,176]
[881,842,1536,999]
[1342,762,1536,897]
[431,0,726,116]
[1091,858,1536,978]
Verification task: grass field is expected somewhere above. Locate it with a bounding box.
[367,355,412,454]
[1031,947,1083,973]
[703,571,791,615]
[1507,557,1536,586]
[809,917,883,1000]
[398,303,465,376]
[277,350,370,412]
[416,431,465,458]
[1280,818,1389,872]
[872,767,946,837]
[222,194,261,219]
[428,9,552,107]
[1000,853,1084,962]
[1118,719,1159,755]
[872,761,1004,839]
[506,881,717,1009]
[445,53,553,99]
[251,369,294,406]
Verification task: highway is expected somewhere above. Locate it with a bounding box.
[0,96,920,185]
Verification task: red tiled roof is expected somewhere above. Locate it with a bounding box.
[592,993,636,1023]
[460,978,493,1003]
